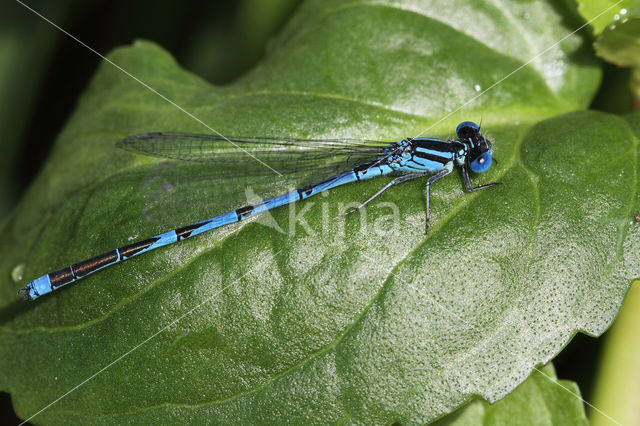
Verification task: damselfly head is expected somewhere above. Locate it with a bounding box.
[456,121,493,173]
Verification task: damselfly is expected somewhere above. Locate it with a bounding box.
[19,121,499,300]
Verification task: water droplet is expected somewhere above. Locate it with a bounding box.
[620,8,627,15]
[614,14,620,20]
[474,84,482,92]
[11,264,25,282]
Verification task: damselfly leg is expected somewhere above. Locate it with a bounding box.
[461,164,501,192]
[341,172,430,217]
[425,168,452,234]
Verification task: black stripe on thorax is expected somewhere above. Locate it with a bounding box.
[412,139,456,153]
[412,150,451,164]
[406,158,426,168]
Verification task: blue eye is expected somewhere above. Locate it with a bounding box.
[469,151,492,173]
[456,121,480,135]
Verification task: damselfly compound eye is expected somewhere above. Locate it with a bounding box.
[470,151,493,173]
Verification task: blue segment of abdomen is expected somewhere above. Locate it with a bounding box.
[28,275,52,299]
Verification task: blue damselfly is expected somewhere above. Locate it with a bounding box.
[20,121,499,300]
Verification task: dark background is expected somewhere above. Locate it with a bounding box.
[0,0,632,423]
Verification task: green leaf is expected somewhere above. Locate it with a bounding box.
[593,17,640,102]
[580,1,640,117]
[591,280,640,426]
[576,0,640,36]
[2,1,632,424]
[434,364,588,426]
[594,17,640,68]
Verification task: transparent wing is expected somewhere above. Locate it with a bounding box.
[118,132,392,227]
[118,132,391,176]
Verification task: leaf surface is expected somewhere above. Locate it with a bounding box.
[576,0,640,35]
[434,364,589,426]
[2,1,632,424]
